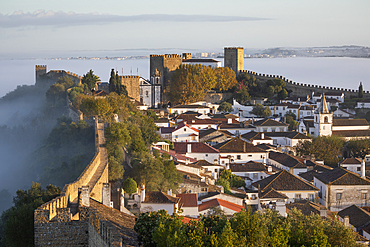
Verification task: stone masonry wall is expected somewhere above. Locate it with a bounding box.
[241,70,370,99]
[119,76,140,102]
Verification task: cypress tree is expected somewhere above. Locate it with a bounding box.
[109,68,116,93]
[359,82,364,98]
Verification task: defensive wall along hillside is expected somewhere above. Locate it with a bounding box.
[241,70,370,98]
[34,119,138,246]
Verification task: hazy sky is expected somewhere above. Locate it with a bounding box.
[0,0,369,58]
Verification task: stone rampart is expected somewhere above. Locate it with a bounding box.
[35,119,101,221]
[240,70,370,98]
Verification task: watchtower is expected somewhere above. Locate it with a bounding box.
[150,54,182,103]
[35,65,47,82]
[182,53,192,59]
[224,47,244,74]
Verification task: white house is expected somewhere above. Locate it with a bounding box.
[339,158,365,176]
[229,161,270,188]
[169,104,211,115]
[252,118,289,133]
[173,142,220,164]
[172,122,199,142]
[240,131,274,146]
[252,170,319,203]
[140,188,181,215]
[177,193,199,217]
[356,98,370,109]
[314,168,370,211]
[213,138,268,165]
[265,131,311,147]
[268,151,308,176]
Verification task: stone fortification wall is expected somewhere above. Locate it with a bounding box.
[119,75,140,102]
[204,92,233,104]
[241,70,370,98]
[34,207,89,247]
[35,65,82,88]
[35,119,102,220]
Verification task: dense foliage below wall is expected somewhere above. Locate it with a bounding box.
[26,116,95,188]
[135,208,361,247]
[0,183,60,247]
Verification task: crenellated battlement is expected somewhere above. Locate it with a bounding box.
[120,75,140,79]
[224,47,244,50]
[150,54,182,58]
[240,70,370,97]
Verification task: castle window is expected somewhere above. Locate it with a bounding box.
[324,116,328,123]
[363,193,367,199]
[336,193,342,200]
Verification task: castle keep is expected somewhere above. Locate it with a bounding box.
[150,54,183,103]
[224,47,244,74]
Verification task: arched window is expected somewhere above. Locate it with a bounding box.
[324,116,328,123]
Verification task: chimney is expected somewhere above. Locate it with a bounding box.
[185,158,189,165]
[252,117,255,124]
[81,186,90,207]
[214,159,218,165]
[228,118,232,124]
[344,216,350,227]
[243,142,246,153]
[141,185,146,203]
[320,209,327,218]
[187,143,192,153]
[102,183,110,207]
[268,166,272,173]
[261,133,264,139]
[362,159,366,178]
[167,189,172,196]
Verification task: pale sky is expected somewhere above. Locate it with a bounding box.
[0,0,369,58]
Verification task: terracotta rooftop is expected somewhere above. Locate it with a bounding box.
[213,138,267,153]
[286,199,328,217]
[260,188,288,199]
[176,193,198,207]
[198,198,244,213]
[268,151,307,168]
[174,142,219,154]
[172,104,210,109]
[253,118,289,127]
[340,157,363,165]
[241,131,272,141]
[252,170,319,192]
[89,199,138,244]
[193,160,221,167]
[143,191,181,204]
[332,130,370,137]
[230,161,267,173]
[314,168,370,185]
[265,131,311,140]
[333,118,369,126]
[338,205,370,229]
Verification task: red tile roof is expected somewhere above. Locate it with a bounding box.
[198,198,244,213]
[174,142,219,154]
[177,194,198,207]
[340,158,362,165]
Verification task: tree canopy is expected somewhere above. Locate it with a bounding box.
[167,64,237,105]
[109,69,128,96]
[0,183,60,247]
[218,101,233,113]
[122,178,137,195]
[296,135,345,166]
[82,69,100,90]
[134,207,360,247]
[250,104,272,117]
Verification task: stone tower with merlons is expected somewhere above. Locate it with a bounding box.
[314,93,333,137]
[224,47,244,74]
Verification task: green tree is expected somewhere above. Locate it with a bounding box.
[122,178,137,196]
[250,104,272,117]
[108,69,128,96]
[0,183,60,247]
[46,76,75,108]
[82,69,100,90]
[285,112,298,131]
[218,101,233,113]
[347,138,370,158]
[296,136,345,166]
[214,67,237,92]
